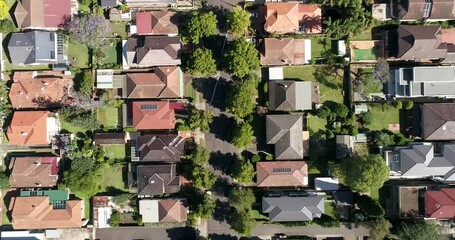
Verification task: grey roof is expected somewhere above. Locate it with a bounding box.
[126,36,181,67]
[100,0,117,7]
[266,114,304,160]
[137,164,180,196]
[391,143,455,180]
[421,103,455,140]
[336,135,354,159]
[124,0,177,6]
[335,191,354,206]
[269,81,313,111]
[136,135,184,162]
[262,196,324,222]
[8,31,59,65]
[397,0,455,21]
[392,67,455,98]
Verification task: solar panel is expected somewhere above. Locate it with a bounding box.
[423,0,432,18]
[141,104,158,110]
[272,168,292,173]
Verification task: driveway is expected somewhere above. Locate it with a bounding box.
[95,227,197,240]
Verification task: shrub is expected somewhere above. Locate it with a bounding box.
[108,211,121,227]
[265,154,273,160]
[394,101,403,109]
[263,82,268,94]
[251,155,261,163]
[357,195,385,218]
[362,112,373,125]
[403,101,414,110]
[314,214,341,228]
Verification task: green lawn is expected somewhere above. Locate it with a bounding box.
[103,145,127,160]
[3,61,51,72]
[101,164,127,192]
[354,48,379,61]
[324,201,336,218]
[365,105,400,131]
[308,114,327,132]
[2,211,11,225]
[68,41,90,69]
[109,22,128,40]
[97,107,121,129]
[351,30,373,41]
[250,209,269,220]
[101,42,121,66]
[283,66,343,104]
[185,79,195,99]
[311,38,332,59]
[74,193,91,221]
[60,120,86,134]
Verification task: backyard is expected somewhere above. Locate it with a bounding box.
[97,106,122,130]
[97,40,121,68]
[101,164,127,192]
[109,22,128,40]
[311,38,332,60]
[364,105,400,131]
[103,144,127,160]
[68,41,91,69]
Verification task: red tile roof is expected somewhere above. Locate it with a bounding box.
[14,0,71,29]
[7,111,51,145]
[426,188,455,218]
[158,199,187,222]
[260,38,306,65]
[132,101,175,130]
[265,3,321,34]
[125,66,182,99]
[256,161,308,187]
[9,156,58,188]
[136,11,179,35]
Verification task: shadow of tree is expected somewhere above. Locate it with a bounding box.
[192,77,229,111]
[213,198,232,222]
[165,227,198,240]
[209,113,235,141]
[210,151,234,174]
[208,233,239,240]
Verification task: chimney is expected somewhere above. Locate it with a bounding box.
[34,161,41,166]
[19,91,24,95]
[41,87,45,91]
[21,132,27,136]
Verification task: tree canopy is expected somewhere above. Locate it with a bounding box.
[188,191,216,219]
[188,11,218,45]
[192,166,217,190]
[0,171,10,189]
[397,221,439,240]
[227,6,251,37]
[188,48,217,77]
[0,1,9,20]
[108,211,121,227]
[230,209,256,236]
[368,218,392,240]
[229,121,254,148]
[334,154,389,193]
[357,195,385,218]
[188,108,213,133]
[0,19,16,33]
[191,147,211,167]
[226,74,259,118]
[231,156,255,183]
[354,68,383,98]
[65,13,110,49]
[229,188,255,210]
[223,39,260,78]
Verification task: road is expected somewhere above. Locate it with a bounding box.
[96,226,197,240]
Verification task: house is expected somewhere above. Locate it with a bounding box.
[133,134,184,162]
[8,190,83,230]
[14,0,76,30]
[262,195,324,221]
[94,133,127,145]
[387,66,455,98]
[9,156,59,188]
[136,164,181,197]
[314,177,339,191]
[93,196,114,228]
[124,0,179,8]
[130,101,176,130]
[383,25,455,63]
[269,81,319,111]
[374,0,455,21]
[8,31,66,66]
[7,111,60,145]
[256,161,308,187]
[384,143,455,181]
[100,0,118,7]
[414,103,455,140]
[123,67,183,99]
[426,188,455,219]
[264,3,322,34]
[260,38,311,65]
[266,114,304,159]
[336,135,354,159]
[9,71,72,109]
[135,11,179,35]
[139,199,187,223]
[124,36,181,68]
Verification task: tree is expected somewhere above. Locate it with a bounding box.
[188,108,213,133]
[189,191,216,219]
[74,70,94,95]
[354,69,383,97]
[188,11,218,45]
[369,131,394,146]
[227,6,251,37]
[0,171,10,189]
[223,39,260,78]
[100,90,123,108]
[230,209,256,236]
[191,147,211,167]
[374,58,390,83]
[357,195,385,218]
[362,112,373,125]
[0,1,8,20]
[332,103,349,119]
[229,121,254,148]
[398,221,439,240]
[229,188,255,210]
[403,100,414,110]
[334,155,389,193]
[188,48,217,77]
[368,218,392,240]
[226,74,259,118]
[193,166,217,190]
[108,211,121,227]
[65,13,110,49]
[317,106,332,119]
[0,19,16,33]
[58,107,100,131]
[231,157,255,183]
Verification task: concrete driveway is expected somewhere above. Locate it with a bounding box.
[95,227,197,240]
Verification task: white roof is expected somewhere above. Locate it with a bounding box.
[314,177,339,191]
[1,231,46,239]
[269,67,284,81]
[97,206,113,228]
[139,199,159,223]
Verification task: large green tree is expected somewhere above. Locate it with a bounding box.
[191,147,211,167]
[226,74,259,118]
[231,157,255,183]
[188,11,218,45]
[188,108,213,133]
[223,39,260,78]
[188,48,217,77]
[227,6,251,37]
[192,166,217,190]
[188,191,216,219]
[398,221,439,240]
[357,195,385,218]
[368,218,392,240]
[229,121,254,148]
[229,188,255,210]
[230,209,256,236]
[334,154,389,193]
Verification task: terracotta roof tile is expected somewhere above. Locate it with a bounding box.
[132,101,175,130]
[7,111,52,145]
[126,66,181,99]
[265,3,321,34]
[14,0,71,29]
[158,199,187,222]
[426,188,455,218]
[256,161,308,187]
[9,156,58,188]
[136,11,179,35]
[260,38,306,65]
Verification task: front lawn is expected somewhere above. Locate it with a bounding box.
[283,66,343,104]
[364,105,400,131]
[68,41,90,69]
[308,114,327,133]
[324,195,336,218]
[97,107,121,129]
[250,209,268,220]
[103,145,127,160]
[101,164,127,192]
